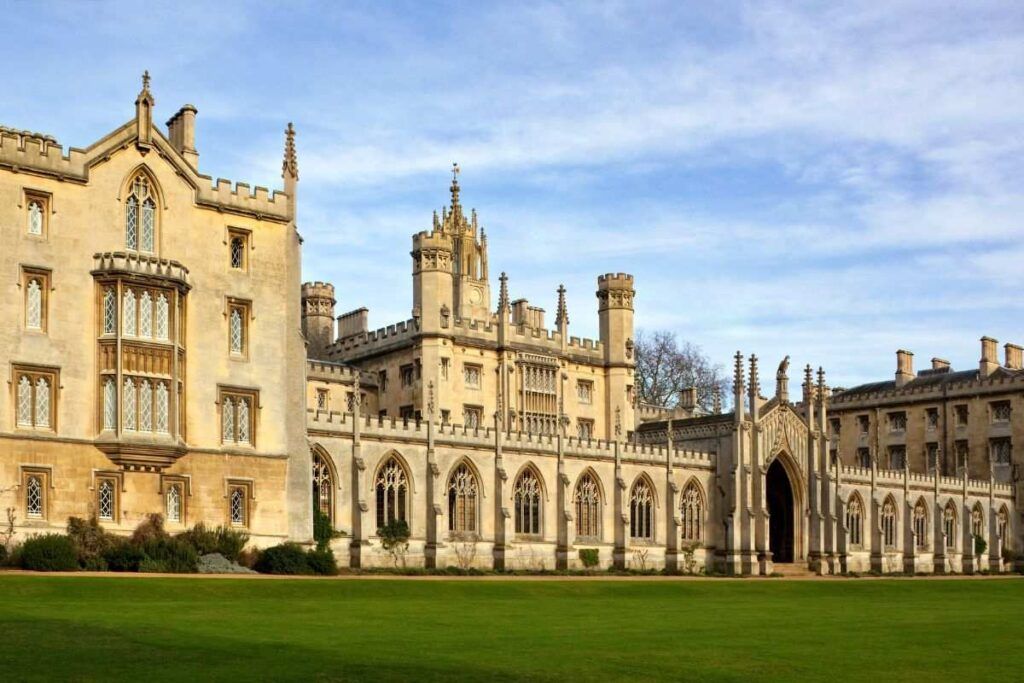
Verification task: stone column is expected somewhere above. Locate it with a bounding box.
[492,407,508,571]
[349,386,365,568]
[664,419,679,572]
[424,382,439,569]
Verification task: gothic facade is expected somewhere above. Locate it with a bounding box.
[0,78,1017,574]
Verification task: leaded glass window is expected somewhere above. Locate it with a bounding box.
[229,308,243,354]
[222,397,234,442]
[237,399,250,443]
[375,458,408,528]
[123,378,136,430]
[944,504,957,549]
[513,469,542,535]
[25,278,42,329]
[123,289,136,336]
[126,175,156,252]
[630,479,654,540]
[126,196,138,250]
[846,495,863,547]
[98,479,115,521]
[27,201,43,235]
[998,507,1009,552]
[230,237,244,269]
[103,378,117,430]
[17,376,32,426]
[166,484,182,523]
[141,198,155,252]
[447,463,478,534]
[882,499,897,548]
[972,505,984,539]
[156,382,169,433]
[312,452,333,521]
[34,378,50,428]
[155,293,169,340]
[574,473,600,539]
[103,288,117,334]
[230,487,246,526]
[139,291,152,338]
[913,500,928,549]
[680,483,704,543]
[139,380,152,431]
[25,475,43,518]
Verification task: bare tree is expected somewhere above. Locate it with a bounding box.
[634,330,729,411]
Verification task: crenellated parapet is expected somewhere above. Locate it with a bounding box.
[596,272,635,311]
[326,318,422,360]
[411,229,453,273]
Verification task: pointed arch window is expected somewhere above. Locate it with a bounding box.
[913,500,928,550]
[882,499,898,549]
[27,200,44,235]
[138,380,153,431]
[26,279,42,330]
[220,389,257,445]
[312,451,334,521]
[25,474,44,518]
[16,376,32,427]
[846,495,863,548]
[574,473,601,540]
[971,505,984,539]
[126,175,156,252]
[944,503,957,550]
[97,478,116,522]
[681,483,704,543]
[166,483,182,523]
[998,506,1009,552]
[155,382,169,433]
[103,288,117,335]
[375,457,408,529]
[155,293,169,340]
[14,368,56,430]
[514,469,542,536]
[139,291,153,338]
[229,485,248,527]
[230,309,243,355]
[447,463,478,535]
[630,479,654,541]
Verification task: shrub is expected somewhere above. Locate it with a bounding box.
[0,543,7,566]
[237,547,261,569]
[974,535,988,557]
[178,523,249,562]
[20,534,78,572]
[313,508,340,551]
[306,547,338,576]
[131,513,168,545]
[139,536,198,573]
[378,519,410,567]
[103,540,146,572]
[255,543,312,575]
[578,548,600,568]
[67,516,115,568]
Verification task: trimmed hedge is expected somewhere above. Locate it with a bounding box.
[253,543,337,575]
[20,534,78,572]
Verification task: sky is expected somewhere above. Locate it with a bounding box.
[4,0,1023,388]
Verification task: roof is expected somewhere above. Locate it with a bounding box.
[834,369,979,400]
[636,411,735,432]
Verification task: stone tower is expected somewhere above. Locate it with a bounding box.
[597,273,636,440]
[301,281,336,360]
[436,166,490,322]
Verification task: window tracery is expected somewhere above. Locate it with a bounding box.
[514,469,542,535]
[630,479,654,541]
[574,473,600,539]
[312,451,334,521]
[447,463,478,534]
[846,495,863,547]
[375,457,408,529]
[882,498,897,549]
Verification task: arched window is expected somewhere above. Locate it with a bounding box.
[574,472,601,540]
[155,382,169,433]
[229,308,243,355]
[222,397,234,442]
[25,475,43,518]
[103,288,117,334]
[913,500,928,550]
[126,175,156,252]
[122,289,136,336]
[312,451,334,522]
[155,293,169,340]
[630,479,654,541]
[166,484,182,523]
[514,468,542,535]
[139,291,152,338]
[16,376,32,426]
[680,482,704,543]
[27,200,43,235]
[25,278,42,329]
[102,378,117,430]
[229,487,246,526]
[230,237,245,269]
[448,463,478,535]
[98,479,115,521]
[944,503,957,550]
[375,457,408,529]
[998,506,1009,552]
[882,498,897,549]
[971,504,984,539]
[122,378,136,430]
[34,378,50,428]
[846,494,863,547]
[237,398,250,443]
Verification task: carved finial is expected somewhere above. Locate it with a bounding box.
[480,226,487,243]
[427,381,435,417]
[450,162,460,208]
[498,271,509,311]
[749,354,760,396]
[817,366,827,394]
[804,364,813,386]
[555,284,569,328]
[282,122,298,180]
[142,70,151,92]
[734,351,744,391]
[615,406,622,438]
[712,387,722,414]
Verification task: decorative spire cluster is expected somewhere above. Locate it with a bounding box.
[498,271,509,310]
[282,122,298,180]
[748,354,760,397]
[450,162,461,210]
[733,351,744,392]
[555,284,569,328]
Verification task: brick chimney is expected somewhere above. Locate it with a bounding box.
[1005,343,1023,371]
[166,104,199,168]
[895,349,914,387]
[979,336,999,376]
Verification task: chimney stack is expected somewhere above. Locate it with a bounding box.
[980,336,999,376]
[1004,343,1022,371]
[679,387,697,411]
[931,357,950,371]
[895,349,914,387]
[166,105,198,168]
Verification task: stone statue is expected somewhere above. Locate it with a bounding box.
[777,355,790,380]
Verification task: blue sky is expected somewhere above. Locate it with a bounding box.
[5,1,1023,387]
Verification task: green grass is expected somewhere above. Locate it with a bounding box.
[1,576,1022,681]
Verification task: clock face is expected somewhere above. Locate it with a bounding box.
[469,287,483,304]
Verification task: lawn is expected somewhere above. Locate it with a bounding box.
[1,576,1022,681]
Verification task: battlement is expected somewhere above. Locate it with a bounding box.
[306,359,374,385]
[411,228,453,251]
[597,272,635,289]
[302,281,336,299]
[328,317,421,359]
[195,176,289,220]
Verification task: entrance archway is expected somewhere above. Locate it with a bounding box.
[767,458,795,563]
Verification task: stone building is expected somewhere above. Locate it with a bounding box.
[0,77,1017,574]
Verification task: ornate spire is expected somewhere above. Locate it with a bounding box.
[498,271,509,311]
[712,387,722,414]
[733,351,744,393]
[748,354,760,398]
[135,70,155,147]
[282,122,298,180]
[136,70,154,103]
[450,162,461,210]
[555,284,569,328]
[816,366,827,401]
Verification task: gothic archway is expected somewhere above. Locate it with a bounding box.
[767,458,795,563]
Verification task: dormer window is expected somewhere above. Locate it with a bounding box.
[126,175,156,252]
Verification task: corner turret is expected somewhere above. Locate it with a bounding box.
[597,273,636,439]
[301,281,336,360]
